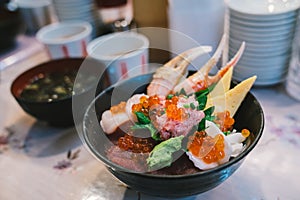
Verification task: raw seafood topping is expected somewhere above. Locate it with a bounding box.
[149,94,204,140]
[214,111,235,132]
[131,94,205,140]
[100,35,257,173]
[118,134,156,153]
[132,95,161,116]
[188,131,225,164]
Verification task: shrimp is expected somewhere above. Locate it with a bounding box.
[147,45,212,96]
[173,37,245,95]
[100,94,148,134]
[100,35,246,135]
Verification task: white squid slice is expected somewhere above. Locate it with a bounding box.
[231,143,244,157]
[226,132,248,157]
[226,132,247,144]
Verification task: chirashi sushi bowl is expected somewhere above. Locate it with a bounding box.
[82,36,264,197]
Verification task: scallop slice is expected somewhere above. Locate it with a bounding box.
[186,120,232,170]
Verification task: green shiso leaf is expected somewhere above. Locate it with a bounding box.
[198,118,206,131]
[204,106,215,120]
[197,94,207,110]
[166,94,174,100]
[197,106,215,131]
[135,111,150,124]
[131,123,160,141]
[190,102,196,110]
[194,83,217,98]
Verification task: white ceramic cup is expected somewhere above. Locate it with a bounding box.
[36,21,92,59]
[87,32,149,84]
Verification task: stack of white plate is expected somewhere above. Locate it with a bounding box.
[227,0,300,86]
[52,0,101,38]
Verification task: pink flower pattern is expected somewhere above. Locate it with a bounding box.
[266,114,300,147]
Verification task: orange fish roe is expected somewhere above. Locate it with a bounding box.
[241,128,250,137]
[132,95,160,116]
[214,110,235,132]
[118,134,155,153]
[165,96,188,121]
[188,131,225,164]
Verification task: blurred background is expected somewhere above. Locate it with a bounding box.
[1,0,300,90]
[0,0,223,70]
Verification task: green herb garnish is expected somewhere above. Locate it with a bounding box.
[135,111,150,124]
[194,83,217,98]
[190,102,196,110]
[223,131,231,136]
[196,94,207,110]
[133,111,160,140]
[166,94,174,100]
[175,88,187,96]
[198,118,206,131]
[204,106,215,121]
[183,104,190,108]
[197,106,215,131]
[131,123,160,141]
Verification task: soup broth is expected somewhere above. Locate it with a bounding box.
[20,70,95,102]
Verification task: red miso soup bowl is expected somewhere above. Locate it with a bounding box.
[11,58,106,127]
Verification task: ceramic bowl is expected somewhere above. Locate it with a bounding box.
[11,58,104,127]
[82,73,265,197]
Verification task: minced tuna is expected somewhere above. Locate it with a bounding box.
[150,95,204,140]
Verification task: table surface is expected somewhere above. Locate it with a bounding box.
[1,39,300,200]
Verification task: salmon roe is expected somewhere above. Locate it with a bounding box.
[214,110,235,132]
[188,131,225,164]
[132,95,160,116]
[241,128,250,137]
[118,134,155,153]
[165,96,188,121]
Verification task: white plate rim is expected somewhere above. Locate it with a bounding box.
[228,0,300,15]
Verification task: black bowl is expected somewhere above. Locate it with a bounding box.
[82,73,264,197]
[11,58,105,127]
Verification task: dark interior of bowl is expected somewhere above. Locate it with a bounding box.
[83,73,264,197]
[11,59,81,99]
[11,58,105,126]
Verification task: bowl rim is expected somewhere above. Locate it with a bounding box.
[82,72,265,178]
[36,21,92,45]
[86,32,149,61]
